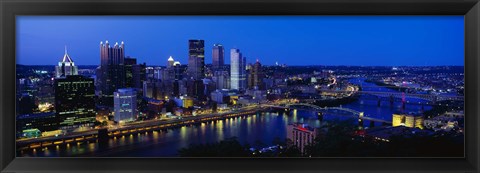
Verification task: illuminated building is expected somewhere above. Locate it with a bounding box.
[287,123,317,154]
[187,40,205,79]
[173,96,194,108]
[167,56,175,68]
[392,113,424,129]
[54,75,96,131]
[183,97,194,108]
[114,88,137,122]
[230,48,246,90]
[55,46,78,78]
[248,59,265,89]
[212,44,224,69]
[98,40,126,107]
[16,111,58,138]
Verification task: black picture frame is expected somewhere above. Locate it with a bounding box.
[1,0,479,172]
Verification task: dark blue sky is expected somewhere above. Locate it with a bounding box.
[17,16,464,66]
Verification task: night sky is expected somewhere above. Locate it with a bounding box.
[17,16,464,66]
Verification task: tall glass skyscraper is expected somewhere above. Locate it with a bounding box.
[230,48,246,90]
[187,40,205,80]
[212,44,224,69]
[98,40,126,107]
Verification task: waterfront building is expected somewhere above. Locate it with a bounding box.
[287,123,317,154]
[392,113,424,129]
[187,40,205,79]
[230,48,246,90]
[16,112,58,138]
[55,47,78,78]
[114,88,137,122]
[98,41,126,107]
[54,75,96,131]
[211,89,225,104]
[173,96,194,108]
[212,44,224,69]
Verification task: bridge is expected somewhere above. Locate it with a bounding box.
[265,103,391,124]
[317,89,464,103]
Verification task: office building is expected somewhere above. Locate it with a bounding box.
[210,90,225,104]
[114,88,137,122]
[55,47,78,78]
[230,48,246,90]
[16,112,58,138]
[212,44,224,69]
[187,40,205,79]
[125,56,146,90]
[212,70,229,90]
[248,59,265,89]
[98,40,126,107]
[54,75,96,130]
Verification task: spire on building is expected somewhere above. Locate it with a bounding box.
[168,56,174,61]
[62,46,74,63]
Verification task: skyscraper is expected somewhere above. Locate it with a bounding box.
[114,88,137,122]
[230,48,246,90]
[98,40,126,107]
[125,56,146,90]
[187,40,205,80]
[54,75,96,130]
[55,47,78,78]
[248,59,265,89]
[212,44,224,69]
[124,56,137,88]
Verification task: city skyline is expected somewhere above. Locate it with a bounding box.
[17,16,464,66]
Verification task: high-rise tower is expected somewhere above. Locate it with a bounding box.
[187,40,205,79]
[54,75,96,130]
[212,44,224,69]
[230,48,246,90]
[98,40,126,107]
[248,59,265,89]
[55,46,78,78]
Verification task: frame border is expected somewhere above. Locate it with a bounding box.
[1,0,479,172]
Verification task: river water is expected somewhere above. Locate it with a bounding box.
[19,78,432,157]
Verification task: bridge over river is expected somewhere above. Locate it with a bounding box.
[264,103,391,124]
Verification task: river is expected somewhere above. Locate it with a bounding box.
[19,78,432,157]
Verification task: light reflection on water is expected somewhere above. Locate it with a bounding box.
[20,78,433,157]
